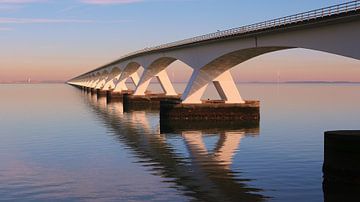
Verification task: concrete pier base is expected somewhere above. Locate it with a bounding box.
[90,88,96,95]
[96,89,107,97]
[106,91,122,102]
[123,94,181,112]
[160,100,260,121]
[106,90,134,103]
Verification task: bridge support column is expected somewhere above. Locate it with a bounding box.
[182,69,244,104]
[213,70,244,104]
[88,80,93,87]
[87,80,92,88]
[134,69,177,96]
[123,68,179,111]
[102,73,121,90]
[90,78,100,89]
[95,77,107,89]
[161,69,257,122]
[113,72,139,93]
[96,89,108,98]
[106,72,140,102]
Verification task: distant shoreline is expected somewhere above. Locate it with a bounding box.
[0,82,65,84]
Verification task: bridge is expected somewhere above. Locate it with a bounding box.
[68,1,360,119]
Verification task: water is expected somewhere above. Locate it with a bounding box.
[0,83,359,201]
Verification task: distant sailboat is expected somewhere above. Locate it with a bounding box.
[27,77,31,83]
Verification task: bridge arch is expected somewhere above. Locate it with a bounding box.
[134,57,181,96]
[94,70,110,89]
[85,74,95,87]
[181,32,360,104]
[102,66,122,90]
[112,62,142,92]
[89,72,101,88]
[182,46,291,103]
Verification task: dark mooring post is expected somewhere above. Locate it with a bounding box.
[323,130,360,202]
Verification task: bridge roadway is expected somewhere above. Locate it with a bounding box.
[68,1,360,104]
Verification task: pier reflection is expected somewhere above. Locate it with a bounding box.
[82,93,266,202]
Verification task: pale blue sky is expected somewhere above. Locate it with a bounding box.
[0,0,358,82]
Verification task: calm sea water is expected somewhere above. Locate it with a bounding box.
[0,83,359,202]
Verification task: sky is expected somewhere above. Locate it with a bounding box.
[0,0,359,83]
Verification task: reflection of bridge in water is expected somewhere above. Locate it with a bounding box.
[83,92,266,202]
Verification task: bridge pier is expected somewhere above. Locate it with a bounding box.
[102,72,121,90]
[96,89,108,97]
[160,100,260,122]
[106,91,123,102]
[83,86,89,93]
[123,93,181,112]
[182,69,245,104]
[134,67,177,96]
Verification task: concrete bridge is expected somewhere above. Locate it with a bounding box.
[68,1,360,118]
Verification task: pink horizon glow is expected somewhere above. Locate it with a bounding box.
[1,49,359,83]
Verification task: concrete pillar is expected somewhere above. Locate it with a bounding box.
[182,69,244,104]
[134,69,177,96]
[112,72,139,92]
[103,73,121,90]
[181,69,208,104]
[156,70,178,96]
[90,78,100,88]
[113,79,128,92]
[95,77,107,89]
[86,79,92,87]
[213,70,244,104]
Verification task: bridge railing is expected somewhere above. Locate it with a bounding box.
[73,1,359,79]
